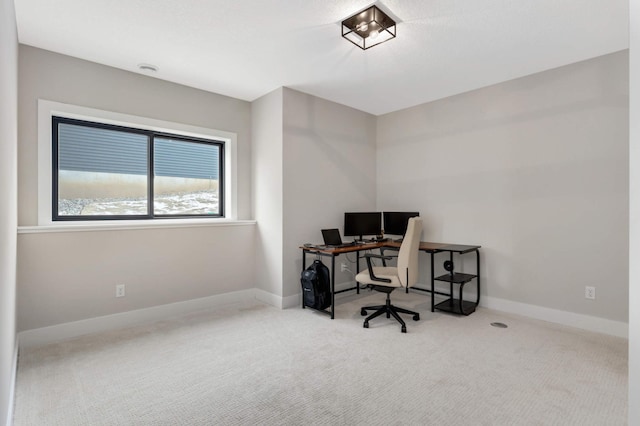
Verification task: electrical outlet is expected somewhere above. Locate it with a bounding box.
[341,263,348,272]
[585,286,595,300]
[116,284,126,298]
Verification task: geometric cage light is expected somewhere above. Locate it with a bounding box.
[341,5,396,50]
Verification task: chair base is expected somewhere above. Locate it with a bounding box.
[361,292,420,333]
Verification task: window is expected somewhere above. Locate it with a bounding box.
[52,116,224,220]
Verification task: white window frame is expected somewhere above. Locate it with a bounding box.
[37,99,238,227]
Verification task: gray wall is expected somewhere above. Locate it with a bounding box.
[0,0,17,423]
[19,45,252,224]
[377,51,629,323]
[251,87,377,303]
[17,46,255,331]
[282,88,377,298]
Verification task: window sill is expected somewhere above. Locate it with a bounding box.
[17,219,256,234]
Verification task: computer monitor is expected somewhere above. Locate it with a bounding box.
[343,212,382,241]
[383,211,420,238]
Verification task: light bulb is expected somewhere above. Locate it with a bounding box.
[369,29,379,39]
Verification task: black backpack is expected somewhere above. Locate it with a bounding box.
[301,260,331,310]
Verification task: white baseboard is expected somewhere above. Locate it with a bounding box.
[254,289,302,310]
[282,293,302,309]
[284,281,628,338]
[6,339,18,426]
[18,289,257,348]
[480,296,628,338]
[17,287,627,351]
[254,288,285,309]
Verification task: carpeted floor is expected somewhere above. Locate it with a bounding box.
[13,290,628,425]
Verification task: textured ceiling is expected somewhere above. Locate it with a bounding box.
[14,0,629,115]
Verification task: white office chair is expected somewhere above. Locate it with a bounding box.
[356,217,423,333]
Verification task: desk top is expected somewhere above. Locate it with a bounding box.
[301,241,478,255]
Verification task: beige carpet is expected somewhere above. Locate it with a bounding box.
[13,291,628,425]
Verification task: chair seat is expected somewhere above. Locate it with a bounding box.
[356,267,403,287]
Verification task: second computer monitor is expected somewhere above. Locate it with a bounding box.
[344,212,382,241]
[383,211,420,237]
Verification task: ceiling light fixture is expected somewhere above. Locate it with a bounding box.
[342,5,396,50]
[138,63,159,73]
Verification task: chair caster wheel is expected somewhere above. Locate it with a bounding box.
[361,309,367,316]
[413,314,420,321]
[363,322,369,328]
[401,326,407,333]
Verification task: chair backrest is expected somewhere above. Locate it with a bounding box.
[397,217,422,288]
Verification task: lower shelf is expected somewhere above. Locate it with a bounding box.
[434,298,477,315]
[434,272,477,284]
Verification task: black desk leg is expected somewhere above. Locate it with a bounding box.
[476,249,481,306]
[449,251,454,308]
[331,255,336,319]
[356,252,360,294]
[430,252,435,312]
[302,250,307,309]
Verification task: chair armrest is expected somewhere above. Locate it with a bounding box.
[364,254,392,283]
[379,247,398,266]
[380,246,399,251]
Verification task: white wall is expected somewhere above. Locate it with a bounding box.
[0,0,18,423]
[252,88,284,298]
[377,52,629,324]
[629,0,639,422]
[17,46,255,331]
[282,88,377,298]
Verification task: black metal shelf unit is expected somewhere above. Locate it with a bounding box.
[431,245,480,316]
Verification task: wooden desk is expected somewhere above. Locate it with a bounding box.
[300,241,480,319]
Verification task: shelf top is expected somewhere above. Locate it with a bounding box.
[439,244,481,253]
